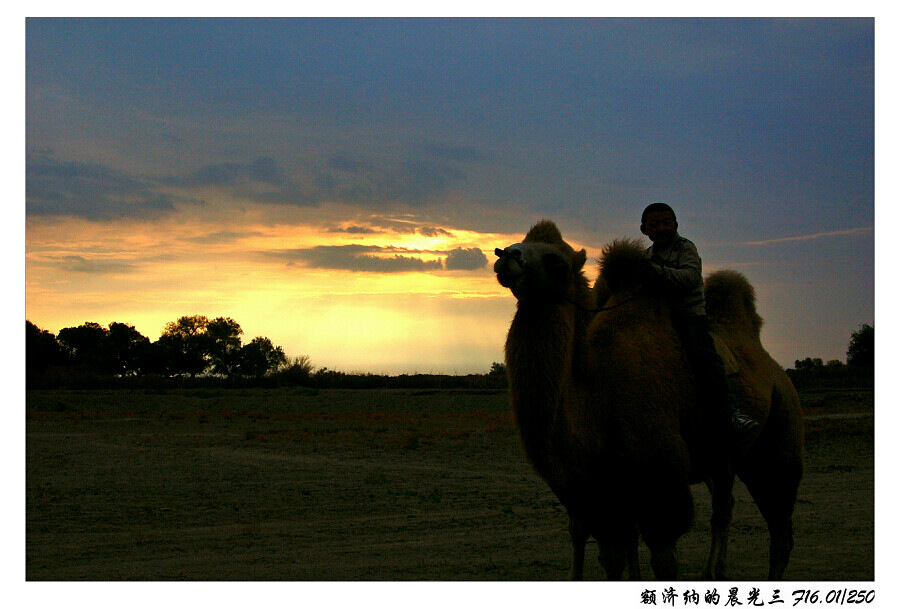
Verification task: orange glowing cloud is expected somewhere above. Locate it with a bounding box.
[26,208,581,373]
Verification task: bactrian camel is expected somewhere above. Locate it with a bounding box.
[494,219,803,580]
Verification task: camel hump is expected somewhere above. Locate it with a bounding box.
[705,269,764,337]
[711,332,740,375]
[598,237,646,293]
[524,219,565,244]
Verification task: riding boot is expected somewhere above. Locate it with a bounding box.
[720,380,761,457]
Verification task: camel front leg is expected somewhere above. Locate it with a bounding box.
[568,516,589,580]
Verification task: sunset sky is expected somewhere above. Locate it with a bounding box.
[25,17,875,374]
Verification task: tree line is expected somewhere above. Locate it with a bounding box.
[25,317,873,391]
[26,316,311,388]
[785,324,873,388]
[25,316,509,391]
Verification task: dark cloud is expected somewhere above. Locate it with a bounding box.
[444,247,488,271]
[26,152,178,220]
[162,156,315,206]
[326,223,456,238]
[172,150,485,210]
[402,160,464,199]
[177,156,286,187]
[264,243,488,273]
[417,226,454,238]
[51,255,137,275]
[308,145,487,208]
[26,143,487,220]
[327,225,380,235]
[182,230,266,244]
[26,151,307,220]
[326,222,456,237]
[267,244,443,273]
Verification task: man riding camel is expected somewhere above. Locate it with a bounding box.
[639,202,760,451]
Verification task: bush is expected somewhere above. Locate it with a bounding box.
[269,355,315,385]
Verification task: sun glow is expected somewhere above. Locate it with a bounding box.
[25,210,526,374]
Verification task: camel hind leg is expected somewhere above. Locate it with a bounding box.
[740,442,801,579]
[766,515,794,580]
[744,478,797,580]
[568,516,589,580]
[740,383,803,580]
[703,473,735,579]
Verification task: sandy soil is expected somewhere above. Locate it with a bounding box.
[25,386,873,581]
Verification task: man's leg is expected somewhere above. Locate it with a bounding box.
[678,315,759,442]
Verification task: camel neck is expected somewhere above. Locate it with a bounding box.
[506,300,587,473]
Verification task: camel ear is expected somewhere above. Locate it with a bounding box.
[573,249,587,272]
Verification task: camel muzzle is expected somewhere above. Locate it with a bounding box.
[494,245,526,288]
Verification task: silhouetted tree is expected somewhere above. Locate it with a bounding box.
[489,361,507,376]
[825,359,845,371]
[205,317,243,377]
[847,324,874,368]
[106,322,151,376]
[26,320,66,373]
[159,315,209,377]
[794,357,824,372]
[239,336,287,378]
[26,314,309,387]
[57,321,109,372]
[141,336,179,377]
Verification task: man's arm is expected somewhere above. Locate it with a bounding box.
[649,240,702,293]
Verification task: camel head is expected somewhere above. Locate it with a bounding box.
[494,220,587,303]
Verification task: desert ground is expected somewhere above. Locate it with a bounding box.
[26,385,873,581]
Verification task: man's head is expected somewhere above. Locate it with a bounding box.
[640,202,678,247]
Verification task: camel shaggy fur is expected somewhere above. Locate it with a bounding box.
[495,220,803,580]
